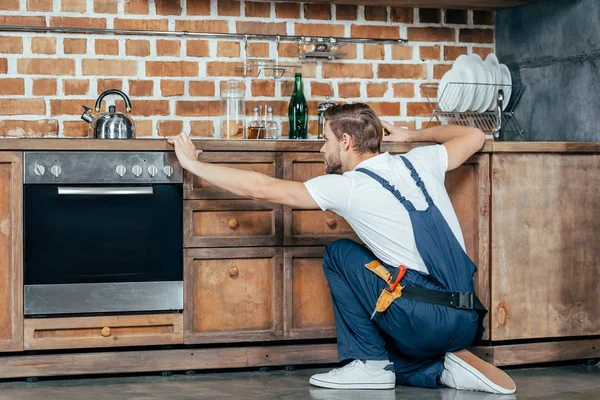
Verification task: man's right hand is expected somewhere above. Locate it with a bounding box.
[381,121,413,142]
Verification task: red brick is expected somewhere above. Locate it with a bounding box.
[83,60,137,76]
[295,23,344,37]
[419,8,441,23]
[206,62,244,77]
[393,83,415,98]
[342,44,357,60]
[50,99,95,115]
[190,120,215,138]
[176,20,229,33]
[61,0,86,12]
[473,11,494,26]
[0,78,24,95]
[279,43,299,58]
[445,9,468,24]
[0,99,45,115]
[472,47,494,59]
[97,79,122,94]
[0,59,7,74]
[157,120,183,137]
[279,80,294,97]
[189,81,215,97]
[94,0,117,13]
[276,3,299,18]
[310,82,333,97]
[217,41,240,58]
[367,83,388,98]
[115,100,170,116]
[0,0,19,10]
[251,80,275,97]
[219,80,246,92]
[155,0,181,15]
[161,80,184,97]
[126,40,150,57]
[248,42,270,58]
[146,61,198,77]
[420,45,440,60]
[408,27,455,42]
[352,25,399,40]
[365,6,387,22]
[304,4,331,20]
[114,19,168,31]
[434,64,452,79]
[323,63,373,79]
[32,79,57,95]
[391,7,413,23]
[186,40,209,57]
[364,44,385,60]
[95,39,119,56]
[218,0,241,16]
[459,29,494,44]
[367,102,399,116]
[0,16,45,26]
[237,21,286,35]
[378,64,426,79]
[50,17,106,29]
[0,37,23,54]
[157,40,181,56]
[336,5,357,20]
[27,0,53,12]
[407,102,432,117]
[63,38,87,54]
[187,1,210,15]
[124,0,148,14]
[18,59,75,75]
[338,82,361,98]
[134,120,153,137]
[63,79,89,95]
[176,101,220,117]
[0,119,58,137]
[246,1,270,18]
[63,121,89,137]
[129,80,154,97]
[444,46,468,61]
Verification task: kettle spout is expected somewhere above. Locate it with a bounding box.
[81,105,94,123]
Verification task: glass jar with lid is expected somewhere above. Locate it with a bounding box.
[220,79,245,139]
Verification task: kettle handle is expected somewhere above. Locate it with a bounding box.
[95,89,132,113]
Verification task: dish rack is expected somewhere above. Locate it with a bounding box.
[421,82,525,140]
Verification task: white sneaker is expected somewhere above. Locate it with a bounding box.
[309,360,396,390]
[440,350,516,394]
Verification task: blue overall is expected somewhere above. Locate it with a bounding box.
[322,156,481,389]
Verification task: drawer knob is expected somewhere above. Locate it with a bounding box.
[326,217,337,228]
[229,267,239,277]
[228,218,239,229]
[101,326,111,337]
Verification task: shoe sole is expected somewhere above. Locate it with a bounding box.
[309,377,395,390]
[447,350,516,394]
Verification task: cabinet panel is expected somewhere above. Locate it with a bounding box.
[184,247,283,343]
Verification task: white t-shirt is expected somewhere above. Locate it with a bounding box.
[303,145,465,275]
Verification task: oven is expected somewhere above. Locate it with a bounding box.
[23,151,183,316]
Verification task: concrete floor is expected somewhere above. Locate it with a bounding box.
[0,363,598,400]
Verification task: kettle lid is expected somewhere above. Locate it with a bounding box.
[318,96,336,112]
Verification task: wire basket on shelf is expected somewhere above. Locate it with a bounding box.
[421,82,525,140]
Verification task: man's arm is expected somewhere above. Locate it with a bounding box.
[167,133,319,209]
[382,122,485,171]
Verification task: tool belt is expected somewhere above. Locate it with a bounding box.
[366,260,486,320]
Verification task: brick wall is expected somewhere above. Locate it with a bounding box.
[0,0,494,138]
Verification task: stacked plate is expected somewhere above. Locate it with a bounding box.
[437,54,512,113]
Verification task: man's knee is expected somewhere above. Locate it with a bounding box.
[323,239,366,273]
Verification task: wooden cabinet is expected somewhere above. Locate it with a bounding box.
[24,314,183,350]
[491,154,600,341]
[0,152,23,352]
[284,247,336,340]
[184,248,283,343]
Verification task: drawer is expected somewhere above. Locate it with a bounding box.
[24,314,183,350]
[184,200,282,247]
[184,248,283,344]
[284,247,336,340]
[184,152,280,199]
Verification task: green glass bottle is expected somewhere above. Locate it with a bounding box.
[288,73,308,139]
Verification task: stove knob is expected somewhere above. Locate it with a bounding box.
[50,165,62,178]
[163,165,174,177]
[132,165,143,177]
[34,164,45,176]
[116,165,126,177]
[148,165,159,177]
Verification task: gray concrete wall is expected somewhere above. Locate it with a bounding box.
[496,0,599,141]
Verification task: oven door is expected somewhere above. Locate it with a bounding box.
[24,183,183,316]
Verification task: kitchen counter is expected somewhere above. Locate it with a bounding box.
[0,138,599,153]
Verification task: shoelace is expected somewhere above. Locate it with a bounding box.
[329,360,363,375]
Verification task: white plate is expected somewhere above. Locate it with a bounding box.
[485,53,501,111]
[438,69,463,112]
[499,63,512,111]
[467,54,487,111]
[478,62,496,113]
[453,66,475,113]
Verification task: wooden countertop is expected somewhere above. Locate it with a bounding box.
[0,138,598,153]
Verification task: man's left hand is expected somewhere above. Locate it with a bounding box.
[167,132,202,171]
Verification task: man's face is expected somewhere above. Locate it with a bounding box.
[320,121,343,175]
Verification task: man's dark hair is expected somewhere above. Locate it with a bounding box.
[324,103,382,154]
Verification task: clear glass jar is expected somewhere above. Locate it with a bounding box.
[220,79,245,139]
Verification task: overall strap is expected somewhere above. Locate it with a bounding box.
[399,156,434,207]
[356,168,416,212]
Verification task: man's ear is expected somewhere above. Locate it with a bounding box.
[341,133,352,151]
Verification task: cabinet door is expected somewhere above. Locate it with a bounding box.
[184,247,283,343]
[0,152,23,352]
[491,154,600,340]
[282,153,359,245]
[284,247,336,339]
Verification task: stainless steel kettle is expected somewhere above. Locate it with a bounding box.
[81,89,135,139]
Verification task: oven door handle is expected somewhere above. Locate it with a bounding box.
[57,187,154,196]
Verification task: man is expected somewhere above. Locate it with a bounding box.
[167,103,516,395]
